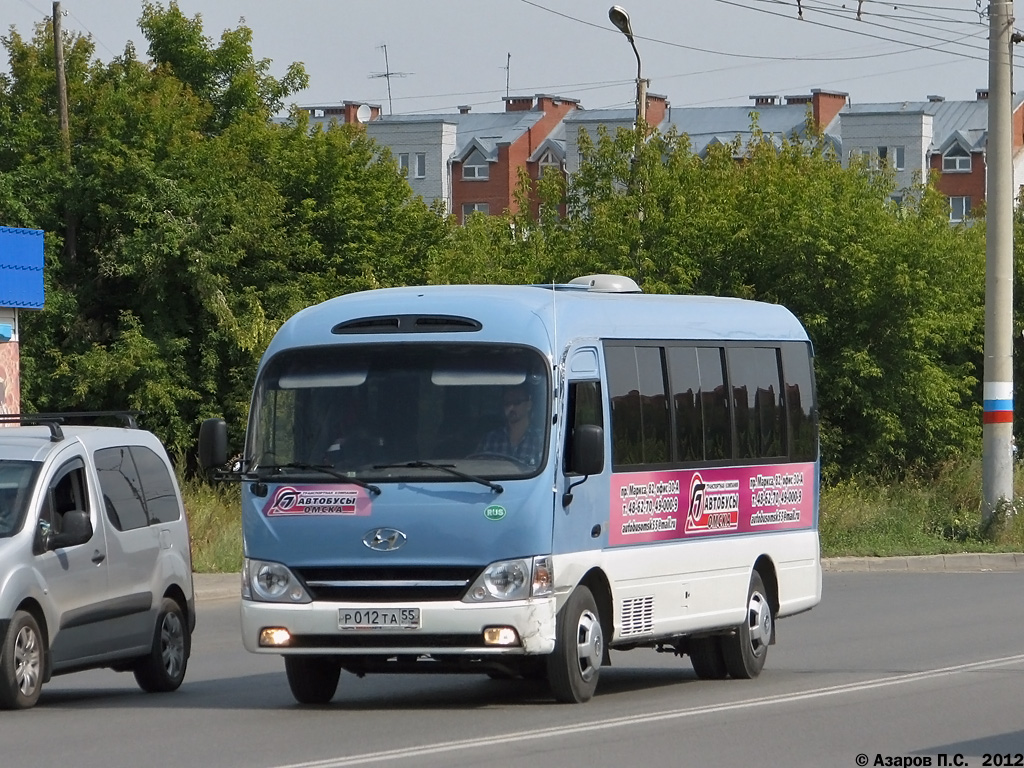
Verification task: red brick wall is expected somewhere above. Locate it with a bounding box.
[930,153,986,204]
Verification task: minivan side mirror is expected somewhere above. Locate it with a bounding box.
[198,418,228,469]
[47,510,93,550]
[569,424,605,477]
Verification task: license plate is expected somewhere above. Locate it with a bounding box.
[338,607,421,630]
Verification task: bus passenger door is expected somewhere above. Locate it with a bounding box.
[555,346,611,559]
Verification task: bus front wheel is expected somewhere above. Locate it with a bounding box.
[722,571,772,679]
[285,656,342,704]
[546,585,603,703]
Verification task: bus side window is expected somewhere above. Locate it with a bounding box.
[564,381,603,475]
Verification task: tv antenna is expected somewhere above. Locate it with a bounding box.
[369,44,412,115]
[504,52,511,99]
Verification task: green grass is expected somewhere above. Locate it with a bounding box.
[179,476,243,573]
[179,459,1024,572]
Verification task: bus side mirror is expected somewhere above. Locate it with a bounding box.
[569,424,604,477]
[198,418,228,469]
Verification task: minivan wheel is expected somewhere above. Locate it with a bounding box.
[0,610,45,710]
[134,597,189,693]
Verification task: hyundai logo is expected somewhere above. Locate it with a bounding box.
[363,527,407,552]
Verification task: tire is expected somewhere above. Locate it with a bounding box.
[721,571,772,679]
[688,635,728,680]
[546,585,603,703]
[0,610,45,710]
[134,597,190,693]
[285,656,342,704]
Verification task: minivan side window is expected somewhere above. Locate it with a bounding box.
[95,447,149,531]
[131,446,181,524]
[44,459,89,537]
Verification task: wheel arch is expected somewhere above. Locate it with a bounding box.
[13,598,52,682]
[752,554,779,617]
[577,567,613,665]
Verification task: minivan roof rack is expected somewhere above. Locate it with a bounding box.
[0,411,143,442]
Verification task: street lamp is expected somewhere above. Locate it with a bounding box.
[609,5,647,132]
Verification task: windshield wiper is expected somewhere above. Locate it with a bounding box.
[373,461,503,493]
[256,463,381,495]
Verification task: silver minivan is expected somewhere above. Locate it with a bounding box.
[0,413,195,709]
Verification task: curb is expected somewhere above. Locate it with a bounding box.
[191,554,1024,602]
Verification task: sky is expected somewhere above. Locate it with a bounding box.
[3,0,1004,116]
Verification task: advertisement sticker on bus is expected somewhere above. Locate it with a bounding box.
[610,462,815,545]
[262,484,374,517]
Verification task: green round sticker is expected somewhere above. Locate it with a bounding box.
[484,505,507,521]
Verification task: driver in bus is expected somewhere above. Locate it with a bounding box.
[474,384,544,467]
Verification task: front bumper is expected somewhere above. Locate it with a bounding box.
[240,597,557,656]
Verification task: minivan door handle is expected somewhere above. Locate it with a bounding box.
[91,550,106,564]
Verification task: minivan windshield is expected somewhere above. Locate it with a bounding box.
[247,343,550,481]
[0,460,41,538]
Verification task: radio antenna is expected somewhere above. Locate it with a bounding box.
[369,44,413,115]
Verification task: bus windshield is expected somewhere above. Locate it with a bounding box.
[247,343,550,481]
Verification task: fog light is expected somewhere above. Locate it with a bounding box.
[483,626,520,646]
[259,627,292,647]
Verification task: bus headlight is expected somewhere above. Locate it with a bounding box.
[243,558,311,603]
[464,556,554,602]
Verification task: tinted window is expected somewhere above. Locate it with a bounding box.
[668,347,703,462]
[132,446,181,524]
[95,447,149,531]
[781,342,817,462]
[727,346,785,459]
[696,347,731,461]
[564,380,604,474]
[606,345,669,467]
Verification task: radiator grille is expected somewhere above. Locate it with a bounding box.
[293,566,482,602]
[620,596,654,636]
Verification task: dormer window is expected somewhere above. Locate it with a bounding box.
[942,145,971,173]
[463,149,489,180]
[538,149,561,175]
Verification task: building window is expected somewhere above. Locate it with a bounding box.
[538,149,560,176]
[949,196,971,222]
[876,146,887,169]
[415,153,426,179]
[463,150,489,180]
[942,146,971,172]
[893,145,905,170]
[398,153,409,177]
[462,202,489,222]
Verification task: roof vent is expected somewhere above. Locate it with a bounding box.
[568,274,642,293]
[927,94,945,102]
[332,315,482,334]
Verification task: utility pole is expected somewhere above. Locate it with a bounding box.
[982,0,1015,523]
[53,1,76,260]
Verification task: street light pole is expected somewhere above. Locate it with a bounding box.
[609,5,647,137]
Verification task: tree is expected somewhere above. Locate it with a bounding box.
[3,8,448,460]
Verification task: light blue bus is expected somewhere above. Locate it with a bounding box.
[200,274,821,704]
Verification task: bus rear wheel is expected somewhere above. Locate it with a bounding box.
[722,571,772,679]
[546,585,603,703]
[688,635,728,680]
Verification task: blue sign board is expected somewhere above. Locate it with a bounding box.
[0,227,44,309]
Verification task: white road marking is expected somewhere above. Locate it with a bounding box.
[271,653,1024,768]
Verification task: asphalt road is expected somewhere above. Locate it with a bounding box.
[3,564,1023,768]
